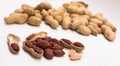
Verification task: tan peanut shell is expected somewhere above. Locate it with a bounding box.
[101,25,112,33]
[55,15,63,23]
[62,15,71,29]
[71,16,88,30]
[35,12,42,18]
[70,1,88,8]
[104,29,115,41]
[23,41,44,58]
[7,34,20,54]
[60,40,72,49]
[77,25,91,35]
[90,18,103,27]
[45,15,59,29]
[35,2,52,10]
[41,9,49,19]
[22,4,35,16]
[101,25,115,41]
[87,25,98,36]
[64,5,85,15]
[94,13,108,22]
[89,22,101,34]
[14,9,24,13]
[4,13,28,24]
[104,22,117,32]
[70,44,85,52]
[28,16,42,26]
[70,14,80,18]
[85,10,92,18]
[29,32,47,41]
[71,17,81,30]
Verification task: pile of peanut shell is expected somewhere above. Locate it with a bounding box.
[4,1,117,41]
[7,32,84,60]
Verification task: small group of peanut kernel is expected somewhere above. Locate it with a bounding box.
[24,32,84,60]
[7,32,84,61]
[4,1,117,41]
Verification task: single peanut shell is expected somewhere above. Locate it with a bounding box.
[45,15,59,29]
[41,9,49,19]
[104,22,117,32]
[90,18,103,27]
[60,40,72,49]
[89,22,101,34]
[70,44,84,52]
[7,34,20,54]
[23,41,44,58]
[14,9,24,13]
[22,4,35,16]
[77,25,91,35]
[70,1,88,8]
[35,13,42,18]
[55,15,63,23]
[104,29,115,41]
[101,25,112,33]
[29,32,47,41]
[35,2,52,10]
[94,13,108,22]
[28,16,42,26]
[62,16,71,29]
[71,16,88,30]
[4,13,28,24]
[64,5,85,15]
[87,25,98,36]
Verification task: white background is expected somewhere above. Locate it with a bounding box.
[0,0,120,66]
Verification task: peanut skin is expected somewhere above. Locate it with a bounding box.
[44,48,54,59]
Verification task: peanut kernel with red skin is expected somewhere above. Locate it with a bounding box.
[26,33,36,40]
[61,39,72,44]
[53,50,65,57]
[44,48,54,59]
[73,42,84,47]
[25,41,33,48]
[33,46,42,54]
[11,43,19,52]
